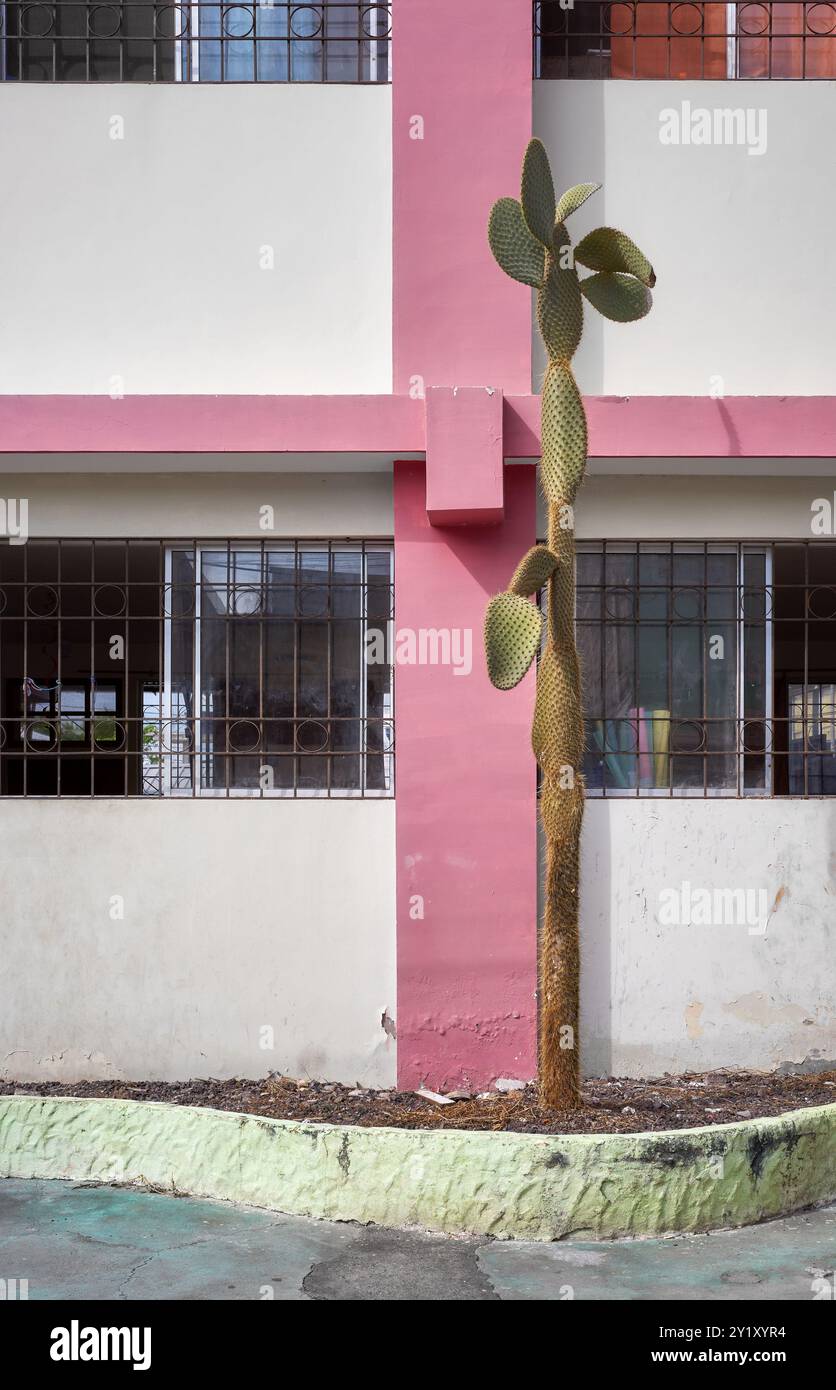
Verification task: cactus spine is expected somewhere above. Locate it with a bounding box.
[485,141,655,1109]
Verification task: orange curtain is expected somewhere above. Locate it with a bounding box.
[611,3,836,80]
[611,2,728,78]
[737,3,836,79]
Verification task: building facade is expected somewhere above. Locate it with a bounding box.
[0,1,834,1090]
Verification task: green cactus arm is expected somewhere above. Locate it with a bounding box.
[509,545,559,597]
[555,182,601,223]
[537,231,583,362]
[485,592,544,691]
[520,138,556,247]
[574,226,656,287]
[580,271,653,323]
[488,197,546,288]
[540,361,588,505]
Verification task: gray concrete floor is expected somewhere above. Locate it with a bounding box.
[0,1180,833,1301]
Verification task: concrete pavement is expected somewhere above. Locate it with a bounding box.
[0,1180,833,1301]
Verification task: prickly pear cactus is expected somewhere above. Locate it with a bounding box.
[485,140,655,1110]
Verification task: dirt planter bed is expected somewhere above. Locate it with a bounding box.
[1,1095,834,1240]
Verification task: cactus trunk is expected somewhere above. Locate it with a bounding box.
[537,417,585,1108]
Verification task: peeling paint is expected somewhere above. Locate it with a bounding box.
[722,993,810,1029]
[685,1001,704,1040]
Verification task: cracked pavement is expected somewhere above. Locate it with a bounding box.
[0,1181,833,1300]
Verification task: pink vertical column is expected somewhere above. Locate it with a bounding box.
[392,0,537,1089]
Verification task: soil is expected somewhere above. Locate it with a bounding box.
[3,1070,834,1135]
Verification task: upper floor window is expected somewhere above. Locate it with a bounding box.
[0,1,391,82]
[0,539,394,797]
[577,541,836,796]
[535,2,836,78]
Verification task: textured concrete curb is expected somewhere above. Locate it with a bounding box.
[1,1097,833,1240]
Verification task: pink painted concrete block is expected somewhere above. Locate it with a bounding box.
[425,386,504,526]
[394,460,538,1091]
[392,0,533,396]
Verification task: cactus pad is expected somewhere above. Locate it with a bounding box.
[485,593,543,690]
[574,226,655,287]
[521,138,556,247]
[555,182,601,223]
[537,254,583,362]
[509,545,559,597]
[580,271,652,322]
[488,197,546,288]
[540,361,588,505]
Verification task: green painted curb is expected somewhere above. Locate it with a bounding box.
[1,1096,833,1240]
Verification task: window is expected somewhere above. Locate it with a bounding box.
[0,1,391,82]
[535,2,836,79]
[576,541,836,797]
[0,539,393,797]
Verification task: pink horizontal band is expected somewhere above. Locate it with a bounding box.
[1,394,835,459]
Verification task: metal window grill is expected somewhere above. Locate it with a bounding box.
[575,540,836,797]
[535,2,836,78]
[0,538,394,798]
[0,1,391,82]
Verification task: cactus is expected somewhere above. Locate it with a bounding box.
[485,140,655,1110]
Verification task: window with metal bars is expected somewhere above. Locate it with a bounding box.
[576,541,836,796]
[0,1,391,82]
[0,539,394,797]
[535,2,836,79]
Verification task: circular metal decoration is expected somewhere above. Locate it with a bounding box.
[603,586,636,621]
[740,586,773,620]
[670,3,703,36]
[228,719,261,753]
[361,4,391,37]
[290,4,323,39]
[163,584,196,618]
[95,719,126,751]
[222,5,254,38]
[26,584,59,617]
[0,589,7,616]
[808,585,836,620]
[88,5,122,37]
[807,4,836,36]
[740,720,768,754]
[0,723,6,750]
[20,4,55,38]
[93,583,127,617]
[219,5,253,37]
[160,720,194,753]
[672,586,703,620]
[365,584,394,622]
[24,720,58,752]
[155,4,190,39]
[367,721,394,753]
[670,720,706,754]
[738,3,770,37]
[232,585,262,617]
[295,719,329,753]
[603,3,636,38]
[298,584,329,617]
[603,718,638,753]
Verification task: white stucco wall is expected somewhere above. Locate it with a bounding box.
[534,81,836,395]
[581,800,835,1077]
[0,86,391,394]
[0,801,396,1085]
